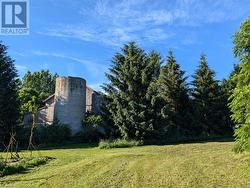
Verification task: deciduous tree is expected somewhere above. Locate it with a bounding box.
[229,17,250,152]
[22,70,58,100]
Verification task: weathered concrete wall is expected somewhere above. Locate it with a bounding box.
[86,86,93,112]
[86,86,102,114]
[44,104,54,123]
[54,77,86,134]
[92,92,102,114]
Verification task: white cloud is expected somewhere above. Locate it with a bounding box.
[32,51,108,77]
[32,50,107,91]
[39,62,49,70]
[176,0,250,25]
[13,51,26,57]
[39,0,250,46]
[16,65,27,73]
[41,25,95,42]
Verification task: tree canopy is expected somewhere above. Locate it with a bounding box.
[102,42,161,141]
[157,50,191,137]
[192,54,222,135]
[21,70,58,100]
[229,17,250,152]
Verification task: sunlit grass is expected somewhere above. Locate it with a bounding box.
[0,142,249,188]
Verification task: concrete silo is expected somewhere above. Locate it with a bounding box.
[54,77,86,134]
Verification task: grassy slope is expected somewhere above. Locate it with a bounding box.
[0,142,249,188]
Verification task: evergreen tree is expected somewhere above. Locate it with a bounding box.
[144,51,163,139]
[229,17,250,152]
[220,64,241,134]
[221,64,241,96]
[102,42,160,141]
[157,50,191,137]
[0,42,20,145]
[192,54,221,136]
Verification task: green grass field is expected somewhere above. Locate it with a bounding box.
[0,141,249,188]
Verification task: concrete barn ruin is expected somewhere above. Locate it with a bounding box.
[28,76,102,134]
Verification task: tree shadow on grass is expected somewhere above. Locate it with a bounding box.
[10,137,234,152]
[38,137,234,150]
[144,136,234,146]
[36,142,98,151]
[0,175,56,184]
[29,137,234,150]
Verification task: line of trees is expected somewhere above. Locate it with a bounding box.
[101,17,250,151]
[102,42,233,142]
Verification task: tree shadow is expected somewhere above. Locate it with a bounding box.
[2,137,234,152]
[36,142,98,151]
[144,136,234,146]
[0,175,56,184]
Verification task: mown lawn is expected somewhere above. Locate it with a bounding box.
[0,141,249,188]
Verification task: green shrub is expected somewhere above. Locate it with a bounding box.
[0,156,50,177]
[36,119,71,144]
[233,124,250,153]
[99,139,142,149]
[24,156,49,167]
[84,113,103,128]
[75,113,105,143]
[0,158,6,173]
[16,119,71,146]
[3,163,26,176]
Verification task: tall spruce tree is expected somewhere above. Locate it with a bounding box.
[0,42,19,145]
[157,50,191,137]
[192,54,221,136]
[102,42,160,141]
[229,17,250,152]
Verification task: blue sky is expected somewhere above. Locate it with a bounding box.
[2,0,250,90]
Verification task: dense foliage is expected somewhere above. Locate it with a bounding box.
[21,70,58,100]
[16,119,71,146]
[102,42,161,141]
[0,42,20,145]
[0,156,50,177]
[101,44,232,142]
[229,17,250,152]
[18,88,40,118]
[75,113,105,143]
[98,139,141,149]
[191,54,225,136]
[36,120,71,144]
[220,64,241,134]
[157,51,192,138]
